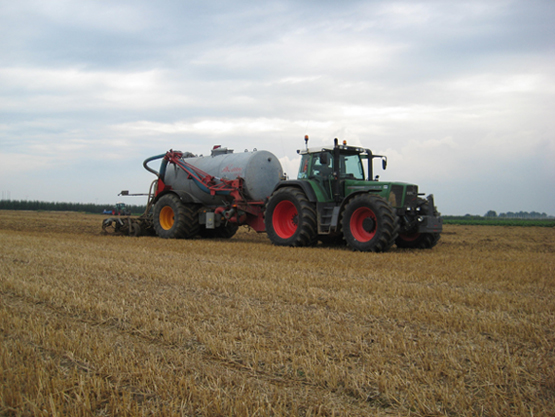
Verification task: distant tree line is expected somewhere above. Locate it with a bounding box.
[484,210,551,219]
[443,210,554,227]
[0,199,147,215]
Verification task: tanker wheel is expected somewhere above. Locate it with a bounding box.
[342,194,398,252]
[265,187,317,247]
[200,223,239,239]
[153,194,200,239]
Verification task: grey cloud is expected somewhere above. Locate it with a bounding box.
[0,0,554,214]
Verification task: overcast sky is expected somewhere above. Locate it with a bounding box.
[1,0,554,215]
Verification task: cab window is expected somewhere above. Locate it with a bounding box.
[309,151,333,178]
[341,155,364,179]
[297,154,310,179]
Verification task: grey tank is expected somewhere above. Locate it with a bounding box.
[163,148,283,205]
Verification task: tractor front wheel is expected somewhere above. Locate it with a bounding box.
[396,232,440,249]
[265,187,317,247]
[342,194,398,252]
[153,194,200,239]
[396,197,441,249]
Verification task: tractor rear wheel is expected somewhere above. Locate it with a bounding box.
[265,187,317,247]
[342,194,398,252]
[153,194,200,239]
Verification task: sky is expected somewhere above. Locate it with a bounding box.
[1,0,554,215]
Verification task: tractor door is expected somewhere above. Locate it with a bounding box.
[298,152,334,200]
[339,154,365,198]
[309,151,334,200]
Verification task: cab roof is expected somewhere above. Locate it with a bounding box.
[297,144,371,156]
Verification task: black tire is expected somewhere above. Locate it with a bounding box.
[396,232,440,249]
[265,187,317,247]
[200,223,239,239]
[153,194,200,239]
[341,194,398,252]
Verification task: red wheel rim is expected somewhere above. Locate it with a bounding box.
[273,200,298,239]
[350,207,377,242]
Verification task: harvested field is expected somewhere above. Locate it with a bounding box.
[1,210,554,416]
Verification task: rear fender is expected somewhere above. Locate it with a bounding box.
[153,190,202,206]
[271,180,318,203]
[339,190,384,210]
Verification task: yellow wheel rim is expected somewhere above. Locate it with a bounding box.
[159,206,175,230]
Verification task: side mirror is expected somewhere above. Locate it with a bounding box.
[319,152,329,165]
[382,158,387,170]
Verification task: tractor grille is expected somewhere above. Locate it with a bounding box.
[389,185,404,208]
[405,185,418,207]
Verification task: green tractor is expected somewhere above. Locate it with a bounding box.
[264,137,442,252]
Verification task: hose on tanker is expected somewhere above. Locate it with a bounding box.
[143,154,166,177]
[142,179,158,216]
[189,176,231,196]
[143,150,235,198]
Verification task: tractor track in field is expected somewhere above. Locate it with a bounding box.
[3,211,555,416]
[0,289,381,415]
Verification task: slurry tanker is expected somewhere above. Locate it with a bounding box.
[102,138,443,252]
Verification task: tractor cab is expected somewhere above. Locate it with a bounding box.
[297,138,387,203]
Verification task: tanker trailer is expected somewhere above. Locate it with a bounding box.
[143,146,283,239]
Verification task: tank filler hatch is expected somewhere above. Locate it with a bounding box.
[211,145,234,156]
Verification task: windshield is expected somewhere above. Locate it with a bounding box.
[298,152,364,180]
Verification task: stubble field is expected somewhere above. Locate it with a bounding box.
[0,210,554,416]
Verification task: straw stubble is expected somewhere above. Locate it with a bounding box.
[1,211,554,416]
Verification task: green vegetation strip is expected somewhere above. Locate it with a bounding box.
[443,217,555,227]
